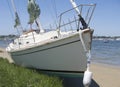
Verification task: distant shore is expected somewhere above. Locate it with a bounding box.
[0,47,120,87]
[1,35,120,41]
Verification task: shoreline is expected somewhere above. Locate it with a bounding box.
[92,62,120,69]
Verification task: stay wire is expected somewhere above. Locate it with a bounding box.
[51,0,58,28]
[6,0,14,24]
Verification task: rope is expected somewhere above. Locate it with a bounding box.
[79,30,91,71]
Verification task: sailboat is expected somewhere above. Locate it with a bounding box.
[6,0,96,76]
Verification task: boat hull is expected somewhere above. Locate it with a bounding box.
[9,29,93,75]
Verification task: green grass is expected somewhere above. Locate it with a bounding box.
[0,58,63,87]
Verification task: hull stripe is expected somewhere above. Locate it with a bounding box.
[29,68,84,74]
[12,39,80,56]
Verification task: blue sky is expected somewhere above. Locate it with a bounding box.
[0,0,120,36]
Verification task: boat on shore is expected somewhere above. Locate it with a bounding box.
[6,0,96,76]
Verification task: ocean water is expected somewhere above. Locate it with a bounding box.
[0,40,120,66]
[91,40,120,66]
[0,40,9,48]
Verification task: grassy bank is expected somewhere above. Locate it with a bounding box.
[0,58,63,87]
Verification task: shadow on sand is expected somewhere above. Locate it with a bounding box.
[59,76,99,87]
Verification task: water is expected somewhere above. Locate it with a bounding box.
[0,40,9,48]
[0,39,120,66]
[91,40,120,66]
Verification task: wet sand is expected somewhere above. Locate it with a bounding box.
[0,47,120,87]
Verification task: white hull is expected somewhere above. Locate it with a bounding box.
[8,29,93,74]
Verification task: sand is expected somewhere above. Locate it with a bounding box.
[0,47,120,87]
[91,63,120,87]
[0,47,14,63]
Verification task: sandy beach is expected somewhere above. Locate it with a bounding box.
[0,47,14,63]
[0,47,120,87]
[91,63,120,87]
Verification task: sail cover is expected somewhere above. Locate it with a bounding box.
[14,12,20,28]
[28,0,40,24]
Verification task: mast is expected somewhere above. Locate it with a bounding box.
[28,0,44,33]
[70,0,88,29]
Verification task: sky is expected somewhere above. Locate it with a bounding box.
[0,0,120,36]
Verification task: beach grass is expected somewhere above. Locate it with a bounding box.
[0,58,63,87]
